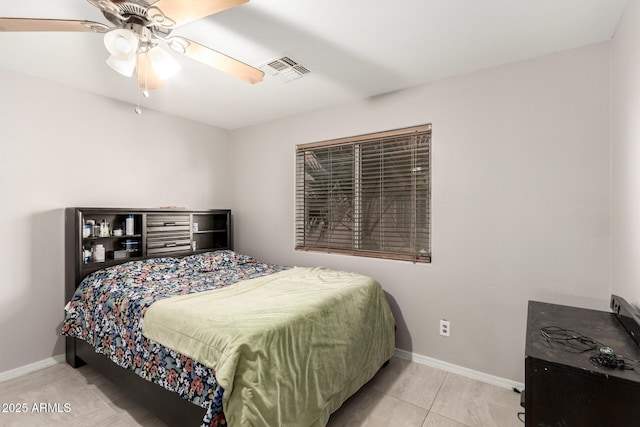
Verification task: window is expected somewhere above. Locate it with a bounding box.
[295,124,431,263]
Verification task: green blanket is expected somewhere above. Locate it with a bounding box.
[142,267,395,426]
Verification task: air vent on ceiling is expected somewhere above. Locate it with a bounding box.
[260,55,311,82]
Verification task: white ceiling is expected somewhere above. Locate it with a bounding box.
[0,0,629,130]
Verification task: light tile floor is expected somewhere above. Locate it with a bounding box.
[0,357,523,426]
[329,357,523,427]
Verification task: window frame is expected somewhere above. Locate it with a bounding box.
[295,124,431,263]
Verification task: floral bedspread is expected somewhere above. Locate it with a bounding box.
[61,251,288,427]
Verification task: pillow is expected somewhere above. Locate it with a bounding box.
[180,250,255,272]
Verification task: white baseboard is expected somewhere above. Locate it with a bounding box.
[0,354,66,383]
[2,350,524,392]
[394,348,524,391]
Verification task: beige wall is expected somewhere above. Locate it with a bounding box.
[0,70,232,373]
[229,42,612,382]
[612,0,640,306]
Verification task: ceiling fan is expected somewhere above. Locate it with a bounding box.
[0,0,264,96]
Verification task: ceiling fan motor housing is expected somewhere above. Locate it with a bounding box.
[123,22,154,51]
[92,0,173,35]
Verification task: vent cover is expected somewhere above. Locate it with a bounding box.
[260,55,311,82]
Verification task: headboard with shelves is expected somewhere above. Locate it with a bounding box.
[65,207,232,298]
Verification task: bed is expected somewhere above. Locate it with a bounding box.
[61,250,396,426]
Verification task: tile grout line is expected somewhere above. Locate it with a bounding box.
[424,372,472,427]
[372,365,451,426]
[421,371,470,427]
[427,371,448,413]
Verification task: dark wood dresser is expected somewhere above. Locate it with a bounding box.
[525,301,640,426]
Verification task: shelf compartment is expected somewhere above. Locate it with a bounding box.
[192,214,227,233]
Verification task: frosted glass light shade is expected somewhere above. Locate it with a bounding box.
[148,46,181,80]
[104,29,138,60]
[106,54,137,77]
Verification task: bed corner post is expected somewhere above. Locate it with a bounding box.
[64,208,85,368]
[65,337,85,368]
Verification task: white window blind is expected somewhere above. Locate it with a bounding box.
[295,125,431,263]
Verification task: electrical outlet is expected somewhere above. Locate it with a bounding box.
[440,319,451,337]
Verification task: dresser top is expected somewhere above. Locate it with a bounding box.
[526,301,640,383]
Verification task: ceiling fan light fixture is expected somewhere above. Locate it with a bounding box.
[106,54,136,77]
[104,28,138,60]
[148,46,181,80]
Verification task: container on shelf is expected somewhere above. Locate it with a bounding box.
[93,244,106,262]
[125,215,135,236]
[99,220,110,237]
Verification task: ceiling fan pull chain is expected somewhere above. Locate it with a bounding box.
[135,51,152,115]
[143,51,150,98]
[135,54,142,115]
[135,86,142,115]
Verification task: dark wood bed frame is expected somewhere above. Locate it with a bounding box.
[73,338,206,425]
[65,207,232,426]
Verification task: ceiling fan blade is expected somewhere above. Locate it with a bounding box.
[172,37,264,84]
[0,18,109,33]
[136,53,165,90]
[149,0,248,27]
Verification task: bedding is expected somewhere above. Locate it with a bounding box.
[61,251,395,426]
[144,266,396,426]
